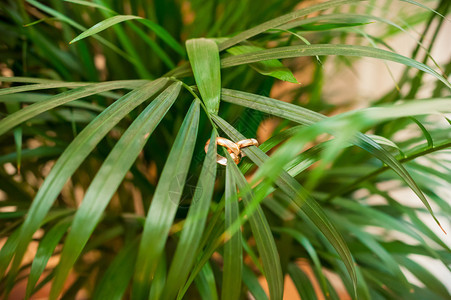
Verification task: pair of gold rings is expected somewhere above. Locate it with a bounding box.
[204,137,259,165]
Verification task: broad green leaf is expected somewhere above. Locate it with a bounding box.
[161,131,217,300]
[222,161,242,300]
[49,82,182,299]
[218,0,364,50]
[0,80,148,136]
[220,44,450,89]
[186,38,221,114]
[228,159,283,300]
[69,15,141,44]
[212,115,357,290]
[25,218,72,299]
[92,238,140,300]
[132,100,200,300]
[227,45,298,83]
[1,79,168,290]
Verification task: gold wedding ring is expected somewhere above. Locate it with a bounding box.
[205,137,241,166]
[204,137,259,165]
[236,138,258,157]
[236,138,259,149]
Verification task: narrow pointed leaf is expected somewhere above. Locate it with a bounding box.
[92,238,140,300]
[221,88,323,125]
[333,214,411,289]
[64,0,115,13]
[242,265,269,300]
[195,262,219,300]
[221,89,448,231]
[0,76,71,84]
[148,254,167,300]
[365,134,404,156]
[218,0,364,50]
[0,80,148,136]
[186,39,221,114]
[68,13,184,56]
[228,160,283,300]
[1,79,168,284]
[138,19,186,56]
[212,115,357,289]
[176,218,225,300]
[274,228,329,298]
[0,82,88,96]
[396,256,451,299]
[222,161,242,300]
[69,15,141,44]
[410,118,433,148]
[4,103,22,172]
[0,93,104,112]
[220,44,450,88]
[128,22,177,68]
[49,82,182,299]
[227,45,298,83]
[66,0,185,57]
[0,227,21,278]
[27,0,136,64]
[161,130,217,300]
[132,100,200,299]
[288,263,317,300]
[25,218,72,299]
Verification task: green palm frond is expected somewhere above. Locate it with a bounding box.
[0,0,450,299]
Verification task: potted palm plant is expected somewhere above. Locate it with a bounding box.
[0,0,450,299]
